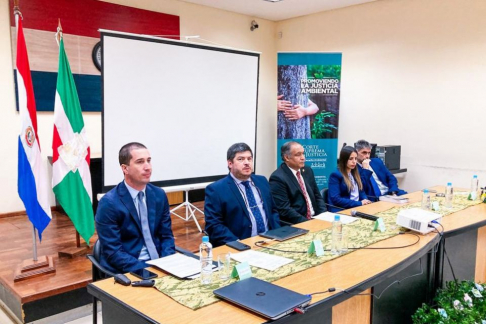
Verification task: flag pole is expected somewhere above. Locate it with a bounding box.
[13,1,55,280]
[54,19,92,256]
[56,18,62,44]
[57,18,82,250]
[14,0,39,263]
[32,226,38,261]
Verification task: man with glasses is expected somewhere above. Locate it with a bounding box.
[204,143,281,247]
[270,141,326,224]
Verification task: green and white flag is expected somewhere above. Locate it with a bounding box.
[52,37,94,244]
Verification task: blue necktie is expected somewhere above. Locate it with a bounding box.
[369,176,382,200]
[241,181,266,234]
[138,191,159,260]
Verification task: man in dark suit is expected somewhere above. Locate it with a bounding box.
[355,139,407,201]
[269,141,327,224]
[204,143,281,247]
[95,142,175,273]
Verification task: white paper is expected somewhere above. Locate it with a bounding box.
[231,250,293,271]
[147,253,214,278]
[313,212,358,224]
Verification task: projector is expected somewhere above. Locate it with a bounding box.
[396,208,442,234]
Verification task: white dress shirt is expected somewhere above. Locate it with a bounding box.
[230,173,268,236]
[289,167,315,216]
[124,181,150,261]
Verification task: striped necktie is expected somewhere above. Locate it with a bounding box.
[296,171,312,219]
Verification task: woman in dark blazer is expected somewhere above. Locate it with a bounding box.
[327,146,372,212]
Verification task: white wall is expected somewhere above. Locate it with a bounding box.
[276,0,486,192]
[2,0,485,214]
[0,0,277,213]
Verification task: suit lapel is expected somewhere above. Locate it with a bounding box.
[226,174,251,220]
[145,185,157,236]
[370,159,386,184]
[282,164,302,193]
[252,175,272,220]
[301,167,314,197]
[118,182,142,232]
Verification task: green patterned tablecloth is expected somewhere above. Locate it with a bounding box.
[154,195,482,310]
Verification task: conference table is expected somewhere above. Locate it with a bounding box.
[87,186,486,324]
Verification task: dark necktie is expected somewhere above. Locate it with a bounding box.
[241,181,266,234]
[137,191,159,260]
[296,171,312,219]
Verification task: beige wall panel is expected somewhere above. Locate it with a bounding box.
[10,27,100,75]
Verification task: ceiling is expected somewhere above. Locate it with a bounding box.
[178,0,377,21]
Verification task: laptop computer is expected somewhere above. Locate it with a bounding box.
[259,226,309,241]
[213,277,311,320]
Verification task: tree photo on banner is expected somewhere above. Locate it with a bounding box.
[277,53,342,190]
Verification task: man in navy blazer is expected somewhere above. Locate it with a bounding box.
[269,141,326,224]
[355,140,407,201]
[204,143,281,247]
[96,142,175,274]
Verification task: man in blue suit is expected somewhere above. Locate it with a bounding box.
[95,142,175,274]
[204,143,281,247]
[355,140,407,201]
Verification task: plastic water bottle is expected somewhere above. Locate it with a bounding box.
[331,215,343,255]
[445,182,453,208]
[421,189,430,210]
[199,236,213,285]
[470,175,479,200]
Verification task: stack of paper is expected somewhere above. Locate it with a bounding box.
[147,253,216,279]
[379,195,409,204]
[313,211,358,224]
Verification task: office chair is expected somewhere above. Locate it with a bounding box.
[320,188,328,205]
[86,243,201,323]
[86,240,115,324]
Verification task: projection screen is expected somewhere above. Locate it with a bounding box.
[101,30,260,191]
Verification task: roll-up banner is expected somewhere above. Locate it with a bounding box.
[277,53,341,190]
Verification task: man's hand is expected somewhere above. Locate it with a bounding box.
[362,159,371,170]
[283,105,307,120]
[277,95,292,112]
[361,199,372,205]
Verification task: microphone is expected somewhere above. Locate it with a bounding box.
[350,210,378,222]
[322,201,378,222]
[322,201,348,212]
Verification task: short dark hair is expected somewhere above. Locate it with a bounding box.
[227,143,253,161]
[354,139,371,151]
[280,141,300,160]
[119,142,147,165]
